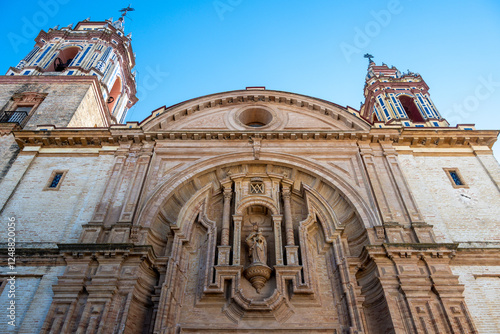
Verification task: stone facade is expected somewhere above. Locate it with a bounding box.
[0,87,499,333]
[1,19,500,334]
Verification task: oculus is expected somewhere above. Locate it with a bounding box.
[239,107,273,128]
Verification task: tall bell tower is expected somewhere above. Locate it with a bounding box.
[359,55,448,128]
[2,14,137,128]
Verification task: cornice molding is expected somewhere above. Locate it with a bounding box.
[11,127,498,152]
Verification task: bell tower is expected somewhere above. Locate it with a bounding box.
[359,55,448,128]
[2,14,137,128]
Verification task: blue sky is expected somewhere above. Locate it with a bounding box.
[1,0,500,158]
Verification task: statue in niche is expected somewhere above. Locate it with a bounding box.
[243,225,272,293]
[245,226,267,265]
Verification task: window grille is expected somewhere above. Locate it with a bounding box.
[250,183,264,194]
[49,173,63,188]
[444,168,468,188]
[44,170,67,191]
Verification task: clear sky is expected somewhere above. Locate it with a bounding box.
[1,0,500,158]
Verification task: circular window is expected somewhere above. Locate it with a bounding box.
[239,108,273,128]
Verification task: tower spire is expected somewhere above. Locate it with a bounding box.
[359,60,448,128]
[6,16,138,125]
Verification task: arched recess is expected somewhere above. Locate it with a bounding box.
[398,94,424,122]
[108,76,122,114]
[47,46,81,72]
[140,156,374,332]
[235,196,279,215]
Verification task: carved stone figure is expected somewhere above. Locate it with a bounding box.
[245,227,267,265]
[243,226,272,293]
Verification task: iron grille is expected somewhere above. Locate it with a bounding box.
[0,111,28,125]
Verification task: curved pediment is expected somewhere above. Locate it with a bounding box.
[140,89,370,132]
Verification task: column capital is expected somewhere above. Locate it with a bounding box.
[221,178,233,190]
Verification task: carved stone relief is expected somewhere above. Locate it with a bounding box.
[151,164,366,332]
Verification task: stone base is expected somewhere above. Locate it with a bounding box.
[243,263,272,293]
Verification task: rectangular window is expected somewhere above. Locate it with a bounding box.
[433,122,439,127]
[44,170,67,191]
[444,168,468,188]
[50,173,63,188]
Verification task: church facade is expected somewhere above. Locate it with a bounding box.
[0,18,499,334]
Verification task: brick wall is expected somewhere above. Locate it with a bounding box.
[68,86,106,127]
[451,265,500,334]
[0,266,65,334]
[397,154,500,243]
[0,154,114,244]
[0,81,105,129]
[0,134,19,181]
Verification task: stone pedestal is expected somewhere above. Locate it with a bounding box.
[243,263,272,293]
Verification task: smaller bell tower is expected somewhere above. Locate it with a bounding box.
[3,13,137,128]
[359,55,448,128]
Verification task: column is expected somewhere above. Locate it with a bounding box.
[232,215,243,266]
[272,215,284,265]
[217,180,232,265]
[282,183,294,245]
[282,180,299,265]
[221,181,232,245]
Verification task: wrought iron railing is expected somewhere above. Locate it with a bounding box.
[0,111,28,125]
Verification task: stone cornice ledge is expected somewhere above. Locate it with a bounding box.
[451,247,500,266]
[11,127,498,151]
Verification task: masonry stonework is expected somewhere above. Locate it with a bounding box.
[0,154,114,244]
[397,153,500,243]
[0,17,499,334]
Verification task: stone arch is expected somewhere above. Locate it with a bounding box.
[140,90,371,132]
[134,152,380,257]
[397,93,424,122]
[235,196,280,216]
[141,154,375,331]
[108,75,122,114]
[46,45,81,72]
